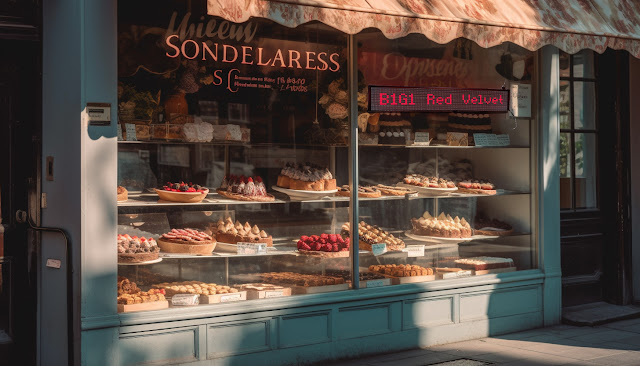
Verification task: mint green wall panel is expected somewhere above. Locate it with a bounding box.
[460,287,541,322]
[279,311,331,348]
[119,327,198,366]
[207,319,272,358]
[337,303,393,339]
[403,296,455,329]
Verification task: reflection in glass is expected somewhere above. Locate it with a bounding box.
[572,49,595,78]
[560,51,570,78]
[560,133,572,209]
[574,82,597,130]
[560,81,571,129]
[574,133,597,209]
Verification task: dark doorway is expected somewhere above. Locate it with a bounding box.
[559,49,632,307]
[0,39,40,366]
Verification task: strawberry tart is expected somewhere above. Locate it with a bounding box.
[296,233,350,257]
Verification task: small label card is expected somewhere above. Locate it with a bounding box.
[439,270,473,279]
[413,132,430,145]
[220,293,243,302]
[403,245,425,257]
[171,294,200,306]
[46,258,62,269]
[371,243,387,256]
[85,102,111,126]
[237,242,267,255]
[473,133,510,147]
[125,123,137,141]
[496,134,511,146]
[365,279,386,288]
[265,290,284,298]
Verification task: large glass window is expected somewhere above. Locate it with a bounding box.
[115,0,538,313]
[559,50,598,210]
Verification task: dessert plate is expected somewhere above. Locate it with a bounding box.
[397,183,457,196]
[118,258,163,266]
[155,188,209,203]
[272,186,338,200]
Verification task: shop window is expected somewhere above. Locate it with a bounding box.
[115,0,538,313]
[559,50,598,210]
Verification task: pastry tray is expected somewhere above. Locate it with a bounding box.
[118,258,163,266]
[358,278,393,288]
[117,300,169,313]
[290,283,349,294]
[388,275,436,285]
[473,267,517,276]
[243,287,292,300]
[404,230,477,244]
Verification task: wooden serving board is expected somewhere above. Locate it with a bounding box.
[117,300,169,313]
[199,291,247,304]
[245,287,292,300]
[291,283,349,295]
[359,278,392,288]
[389,275,436,285]
[473,267,517,276]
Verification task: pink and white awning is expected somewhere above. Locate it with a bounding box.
[207,0,640,57]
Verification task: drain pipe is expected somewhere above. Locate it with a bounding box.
[26,216,74,366]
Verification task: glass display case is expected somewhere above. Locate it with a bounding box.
[116,4,537,312]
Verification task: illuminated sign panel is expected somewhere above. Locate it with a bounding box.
[368,86,510,113]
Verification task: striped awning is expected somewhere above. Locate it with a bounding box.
[207,0,640,57]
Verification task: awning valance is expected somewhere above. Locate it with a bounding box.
[207,0,640,57]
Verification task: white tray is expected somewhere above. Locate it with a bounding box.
[397,183,457,196]
[404,230,473,244]
[272,186,338,199]
[118,257,163,266]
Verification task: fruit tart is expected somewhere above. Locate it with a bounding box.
[118,234,160,263]
[217,175,275,202]
[157,228,216,254]
[456,179,497,195]
[213,217,273,246]
[296,233,350,257]
[155,182,209,203]
[336,185,381,198]
[341,221,405,251]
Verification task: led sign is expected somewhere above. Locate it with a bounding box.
[368,86,510,113]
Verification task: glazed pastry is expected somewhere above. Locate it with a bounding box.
[457,179,497,195]
[341,221,405,251]
[403,174,456,188]
[368,264,434,277]
[152,281,239,296]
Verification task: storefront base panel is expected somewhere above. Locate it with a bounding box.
[114,281,545,366]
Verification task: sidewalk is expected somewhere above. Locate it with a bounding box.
[326,317,640,366]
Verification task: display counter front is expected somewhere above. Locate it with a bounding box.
[76,1,552,364]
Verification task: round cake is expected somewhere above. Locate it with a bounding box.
[117,234,160,263]
[157,228,216,254]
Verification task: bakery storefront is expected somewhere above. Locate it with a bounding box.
[38,0,640,365]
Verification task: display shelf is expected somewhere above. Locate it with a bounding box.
[118,140,529,149]
[117,190,530,209]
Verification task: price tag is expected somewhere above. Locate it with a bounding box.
[496,134,511,146]
[171,294,199,306]
[237,242,267,255]
[403,245,425,257]
[117,124,123,141]
[486,134,499,146]
[473,133,489,146]
[265,290,284,298]
[371,243,387,256]
[220,293,243,302]
[365,279,386,288]
[125,123,137,141]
